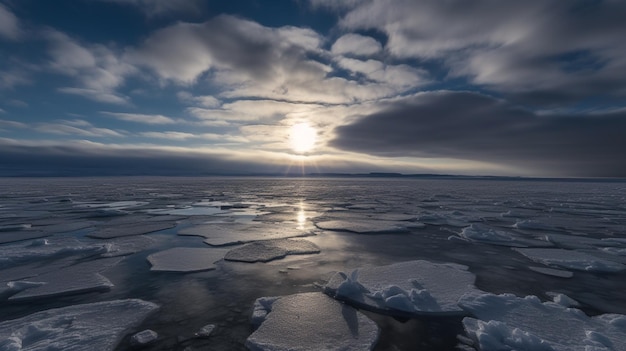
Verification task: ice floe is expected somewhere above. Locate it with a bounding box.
[456,224,553,247]
[147,247,226,272]
[224,239,320,262]
[324,260,483,317]
[7,257,122,301]
[315,219,423,234]
[528,266,574,278]
[130,329,158,346]
[0,299,158,351]
[513,248,625,272]
[178,223,312,246]
[459,293,626,351]
[246,292,379,351]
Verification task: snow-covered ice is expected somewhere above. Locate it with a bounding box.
[324,260,483,317]
[513,248,625,272]
[315,219,423,234]
[246,292,379,351]
[224,238,320,262]
[0,299,158,351]
[147,247,226,272]
[459,292,626,351]
[178,222,312,246]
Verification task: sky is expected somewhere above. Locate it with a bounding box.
[1,0,625,177]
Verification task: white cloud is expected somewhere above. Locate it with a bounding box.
[177,91,221,108]
[58,88,129,105]
[0,119,27,129]
[335,57,427,87]
[34,120,125,138]
[331,34,382,57]
[101,112,178,124]
[45,29,135,104]
[0,4,21,40]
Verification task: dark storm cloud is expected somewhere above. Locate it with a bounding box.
[331,91,626,177]
[339,0,626,104]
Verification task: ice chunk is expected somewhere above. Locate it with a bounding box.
[324,260,483,317]
[513,248,625,272]
[458,224,553,247]
[224,239,320,263]
[178,223,311,246]
[147,247,226,272]
[194,324,216,338]
[130,329,158,346]
[315,219,422,234]
[8,257,122,301]
[459,293,626,351]
[0,237,109,269]
[528,266,574,278]
[544,234,617,250]
[101,235,155,257]
[0,298,158,351]
[87,221,176,239]
[246,292,379,351]
[251,296,281,327]
[513,219,553,231]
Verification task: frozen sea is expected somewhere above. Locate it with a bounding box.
[1,177,626,350]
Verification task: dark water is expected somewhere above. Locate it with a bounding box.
[1,177,625,350]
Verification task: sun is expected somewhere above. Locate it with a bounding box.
[289,123,317,154]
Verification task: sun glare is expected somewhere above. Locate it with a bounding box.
[289,123,317,154]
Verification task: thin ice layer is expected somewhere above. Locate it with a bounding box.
[0,299,158,351]
[246,292,379,351]
[460,293,626,351]
[324,260,483,317]
[224,239,320,262]
[147,247,226,272]
[178,223,311,246]
[457,224,553,247]
[87,221,176,239]
[513,248,625,272]
[315,219,423,234]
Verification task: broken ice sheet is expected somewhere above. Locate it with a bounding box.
[0,237,108,268]
[224,239,320,263]
[147,247,226,272]
[459,293,626,351]
[0,299,158,351]
[315,219,423,234]
[178,222,312,246]
[513,248,625,272]
[324,260,483,317]
[246,292,379,351]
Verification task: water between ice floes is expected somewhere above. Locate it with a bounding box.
[0,177,625,350]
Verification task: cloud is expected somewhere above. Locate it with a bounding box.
[34,119,125,138]
[45,29,135,104]
[176,92,221,108]
[101,111,178,124]
[331,33,382,57]
[339,0,626,104]
[0,3,21,40]
[0,119,27,129]
[128,15,419,104]
[0,138,411,176]
[331,91,626,177]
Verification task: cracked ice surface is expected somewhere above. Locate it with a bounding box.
[224,238,320,262]
[246,292,379,351]
[0,299,158,351]
[459,293,626,351]
[513,248,625,272]
[147,247,226,272]
[324,260,483,317]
